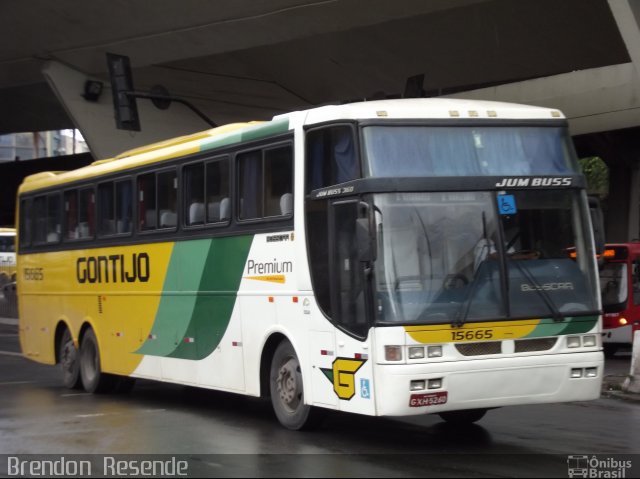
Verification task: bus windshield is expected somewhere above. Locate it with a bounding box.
[373,190,598,324]
[363,125,578,177]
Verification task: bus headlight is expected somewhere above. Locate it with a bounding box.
[408,347,425,359]
[427,345,443,358]
[385,346,403,361]
[567,336,581,348]
[582,335,597,347]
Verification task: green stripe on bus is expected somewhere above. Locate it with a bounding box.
[200,118,290,152]
[524,315,598,338]
[168,235,253,360]
[135,240,210,356]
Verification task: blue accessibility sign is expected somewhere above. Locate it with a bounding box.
[497,194,517,215]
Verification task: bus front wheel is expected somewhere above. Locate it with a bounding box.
[79,328,114,393]
[269,340,323,430]
[58,328,81,389]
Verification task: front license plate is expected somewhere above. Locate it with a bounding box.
[409,391,448,407]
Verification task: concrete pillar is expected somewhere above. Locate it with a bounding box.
[623,330,640,393]
[607,0,640,75]
[606,164,632,242]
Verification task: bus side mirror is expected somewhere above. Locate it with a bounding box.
[589,197,605,256]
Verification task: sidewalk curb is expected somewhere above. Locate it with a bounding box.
[601,389,640,402]
[602,374,640,402]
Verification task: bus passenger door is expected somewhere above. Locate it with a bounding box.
[326,199,377,416]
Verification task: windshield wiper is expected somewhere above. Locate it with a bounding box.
[451,274,483,328]
[511,259,564,322]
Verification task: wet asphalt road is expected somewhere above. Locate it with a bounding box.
[0,322,639,477]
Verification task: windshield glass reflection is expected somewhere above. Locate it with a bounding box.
[373,191,598,324]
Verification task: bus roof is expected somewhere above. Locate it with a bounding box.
[286,98,565,125]
[18,120,281,194]
[19,98,565,195]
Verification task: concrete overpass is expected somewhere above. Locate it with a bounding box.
[1,0,639,239]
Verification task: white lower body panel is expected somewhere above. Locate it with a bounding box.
[375,352,603,416]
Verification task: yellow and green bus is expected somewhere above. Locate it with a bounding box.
[18,99,603,429]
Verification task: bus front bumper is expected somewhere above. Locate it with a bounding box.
[374,351,603,416]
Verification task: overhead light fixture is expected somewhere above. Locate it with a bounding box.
[82,80,103,102]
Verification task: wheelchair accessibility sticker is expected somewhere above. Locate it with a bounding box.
[497,194,517,215]
[360,379,370,399]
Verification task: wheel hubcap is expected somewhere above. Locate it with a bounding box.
[276,358,301,412]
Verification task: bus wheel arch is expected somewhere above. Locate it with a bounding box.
[259,332,287,398]
[54,320,81,390]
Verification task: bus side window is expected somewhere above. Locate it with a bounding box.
[64,190,78,239]
[138,173,157,231]
[46,193,61,243]
[19,198,32,248]
[264,146,292,217]
[79,188,95,239]
[157,170,177,229]
[633,260,640,306]
[98,182,116,236]
[238,145,292,220]
[238,150,262,220]
[185,163,205,226]
[33,196,47,244]
[116,180,133,234]
[206,158,230,223]
[306,125,358,193]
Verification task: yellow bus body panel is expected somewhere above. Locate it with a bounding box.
[19,242,173,374]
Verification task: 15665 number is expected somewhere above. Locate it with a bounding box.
[450,329,493,341]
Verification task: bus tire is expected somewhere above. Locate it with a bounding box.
[438,408,487,425]
[269,340,323,430]
[58,328,81,389]
[79,328,115,393]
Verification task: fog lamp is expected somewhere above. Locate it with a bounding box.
[410,380,425,391]
[428,378,443,389]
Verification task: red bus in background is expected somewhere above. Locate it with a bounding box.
[599,243,640,357]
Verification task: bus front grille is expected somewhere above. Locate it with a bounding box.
[455,341,502,356]
[514,337,557,353]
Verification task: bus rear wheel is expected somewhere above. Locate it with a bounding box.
[79,328,115,393]
[438,408,487,425]
[58,328,81,389]
[269,340,323,430]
